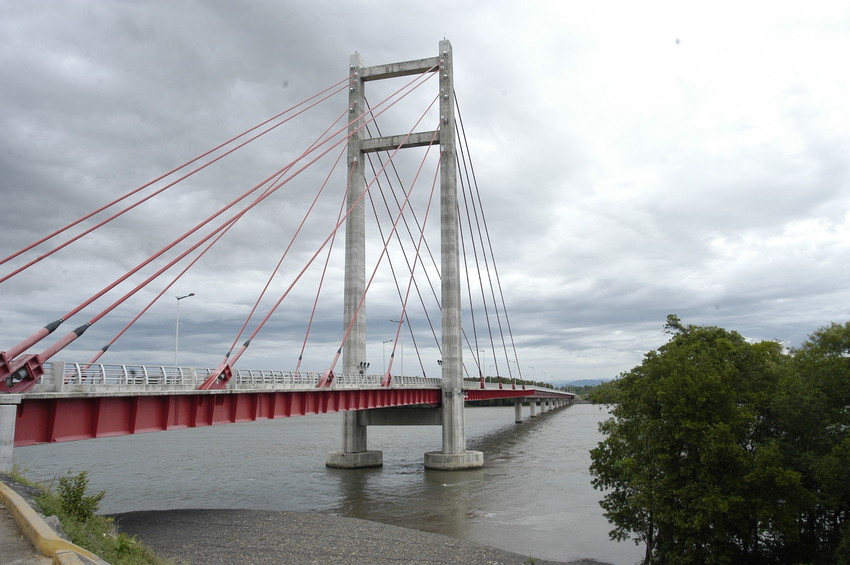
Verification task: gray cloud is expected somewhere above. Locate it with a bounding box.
[2,1,849,382]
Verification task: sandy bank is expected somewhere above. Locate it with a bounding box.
[112,508,614,565]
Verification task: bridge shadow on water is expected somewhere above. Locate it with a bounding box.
[467,404,566,460]
[325,405,579,545]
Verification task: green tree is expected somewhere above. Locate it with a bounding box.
[587,378,624,404]
[788,322,850,563]
[590,317,813,564]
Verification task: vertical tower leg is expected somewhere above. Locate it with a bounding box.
[326,51,382,469]
[424,40,483,471]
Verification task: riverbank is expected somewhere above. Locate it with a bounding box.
[112,508,614,565]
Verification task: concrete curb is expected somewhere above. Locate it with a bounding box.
[0,480,110,565]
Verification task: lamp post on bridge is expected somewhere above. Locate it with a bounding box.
[382,339,392,371]
[174,293,195,366]
[390,319,405,377]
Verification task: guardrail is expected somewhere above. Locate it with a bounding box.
[38,361,441,390]
[28,362,569,398]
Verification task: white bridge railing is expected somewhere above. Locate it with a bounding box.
[39,361,441,390]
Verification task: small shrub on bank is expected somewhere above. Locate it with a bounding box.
[11,469,175,565]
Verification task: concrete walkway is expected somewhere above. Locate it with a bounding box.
[0,477,108,565]
[0,497,52,565]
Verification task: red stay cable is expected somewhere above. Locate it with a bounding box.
[0,79,351,285]
[294,168,353,375]
[225,69,440,359]
[3,110,347,367]
[327,119,441,377]
[226,113,350,358]
[84,212,242,367]
[199,71,443,386]
[2,66,440,386]
[383,155,441,379]
[0,76,352,270]
[217,113,440,384]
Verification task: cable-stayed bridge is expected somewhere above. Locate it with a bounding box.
[0,40,573,472]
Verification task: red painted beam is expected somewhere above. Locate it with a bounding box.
[464,389,531,401]
[464,389,574,401]
[13,388,440,446]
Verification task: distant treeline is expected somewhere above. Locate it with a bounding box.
[462,376,556,390]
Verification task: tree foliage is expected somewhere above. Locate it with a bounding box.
[586,378,624,404]
[589,317,850,565]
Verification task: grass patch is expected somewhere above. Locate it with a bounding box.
[7,467,174,565]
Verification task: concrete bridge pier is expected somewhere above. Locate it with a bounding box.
[529,400,538,418]
[325,411,383,469]
[0,395,21,473]
[515,399,523,423]
[325,50,382,470]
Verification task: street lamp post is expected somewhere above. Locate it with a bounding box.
[174,293,195,366]
[390,319,404,377]
[382,339,392,370]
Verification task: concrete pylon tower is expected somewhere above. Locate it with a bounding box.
[326,40,483,471]
[325,51,383,469]
[423,40,483,470]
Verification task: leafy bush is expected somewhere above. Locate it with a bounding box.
[57,471,104,523]
[31,471,174,565]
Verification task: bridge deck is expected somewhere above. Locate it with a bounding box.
[8,361,573,447]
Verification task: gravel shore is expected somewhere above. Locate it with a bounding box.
[112,509,614,565]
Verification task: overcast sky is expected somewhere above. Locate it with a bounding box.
[2,1,849,383]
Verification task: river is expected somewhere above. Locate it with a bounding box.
[13,403,642,565]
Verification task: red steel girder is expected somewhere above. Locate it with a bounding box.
[463,389,574,402]
[13,388,440,446]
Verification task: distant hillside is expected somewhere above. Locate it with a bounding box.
[551,378,611,388]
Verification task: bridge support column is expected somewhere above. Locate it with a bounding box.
[424,40,482,471]
[325,50,382,470]
[0,395,21,473]
[529,400,538,418]
[515,399,523,423]
[326,412,383,469]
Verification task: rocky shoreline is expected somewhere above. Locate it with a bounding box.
[3,471,616,565]
[112,508,615,565]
